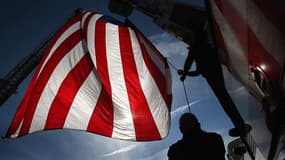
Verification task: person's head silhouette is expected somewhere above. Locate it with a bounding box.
[179,113,201,135]
[169,113,226,160]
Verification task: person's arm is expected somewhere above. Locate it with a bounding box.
[183,50,195,73]
[178,50,199,81]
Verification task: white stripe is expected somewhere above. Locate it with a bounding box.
[86,14,103,68]
[29,41,86,133]
[229,0,285,66]
[129,29,170,138]
[105,23,136,140]
[63,70,102,130]
[10,119,23,138]
[138,35,166,78]
[37,22,81,79]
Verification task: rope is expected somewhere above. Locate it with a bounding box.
[167,59,178,71]
[182,81,191,112]
[166,59,191,112]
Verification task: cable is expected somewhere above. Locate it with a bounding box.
[182,81,191,112]
[167,59,178,71]
[166,59,191,112]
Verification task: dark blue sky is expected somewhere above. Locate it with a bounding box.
[0,0,265,159]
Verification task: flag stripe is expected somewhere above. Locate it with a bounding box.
[135,33,173,108]
[213,0,282,79]
[138,34,166,78]
[87,21,114,137]
[38,14,83,78]
[82,12,92,40]
[139,35,166,78]
[214,0,248,52]
[252,0,285,36]
[6,14,83,137]
[85,14,102,68]
[37,20,82,79]
[19,32,82,136]
[211,0,250,84]
[44,54,91,129]
[119,26,161,140]
[87,91,113,136]
[64,70,102,130]
[129,29,170,138]
[28,40,85,134]
[105,23,136,140]
[136,32,171,108]
[228,0,285,68]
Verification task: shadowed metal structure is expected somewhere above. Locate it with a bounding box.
[0,35,52,106]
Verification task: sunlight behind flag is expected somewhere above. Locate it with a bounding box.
[6,11,172,141]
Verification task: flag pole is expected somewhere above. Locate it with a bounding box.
[0,9,81,107]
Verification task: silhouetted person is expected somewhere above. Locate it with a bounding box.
[178,30,251,137]
[168,113,225,160]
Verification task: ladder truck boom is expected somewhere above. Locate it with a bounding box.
[0,35,53,106]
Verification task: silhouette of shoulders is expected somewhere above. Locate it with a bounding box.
[168,130,225,160]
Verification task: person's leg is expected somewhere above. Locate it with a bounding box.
[205,73,251,137]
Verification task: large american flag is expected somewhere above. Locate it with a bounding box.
[6,11,172,141]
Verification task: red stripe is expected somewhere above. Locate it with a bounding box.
[7,15,83,137]
[128,19,171,105]
[93,21,112,94]
[18,30,82,136]
[87,90,114,136]
[87,20,113,136]
[119,26,161,140]
[82,13,95,42]
[6,70,40,136]
[129,22,165,62]
[44,54,92,129]
[213,0,281,92]
[252,0,285,36]
[137,31,172,107]
[136,32,171,109]
[214,0,248,52]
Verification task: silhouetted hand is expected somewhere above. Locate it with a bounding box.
[177,69,186,81]
[177,69,183,75]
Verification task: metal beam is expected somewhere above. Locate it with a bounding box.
[0,34,53,106]
[0,9,81,107]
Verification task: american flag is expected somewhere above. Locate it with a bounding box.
[7,11,172,141]
[210,0,284,85]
